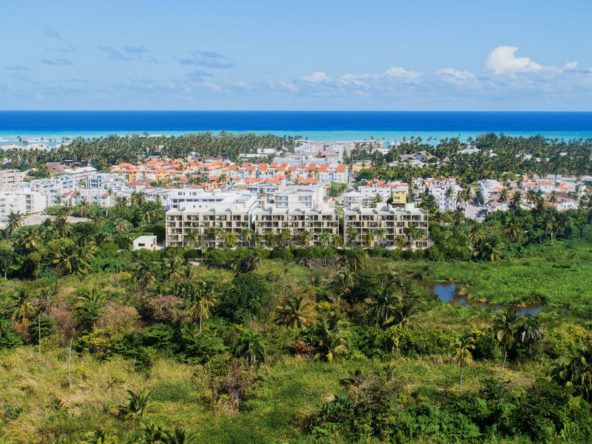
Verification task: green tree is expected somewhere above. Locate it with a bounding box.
[453,333,475,392]
[233,326,265,367]
[274,295,315,329]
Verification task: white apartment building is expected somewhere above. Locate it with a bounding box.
[479,179,504,204]
[343,203,430,250]
[0,170,25,191]
[0,191,48,226]
[414,178,462,212]
[166,192,258,248]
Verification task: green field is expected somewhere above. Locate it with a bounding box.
[405,240,592,312]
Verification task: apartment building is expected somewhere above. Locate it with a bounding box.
[166,192,258,248]
[343,203,429,250]
[0,170,25,191]
[0,191,47,226]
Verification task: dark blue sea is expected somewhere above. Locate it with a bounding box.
[1,111,592,144]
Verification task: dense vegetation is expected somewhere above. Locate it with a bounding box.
[350,134,592,183]
[0,132,298,171]
[0,195,591,442]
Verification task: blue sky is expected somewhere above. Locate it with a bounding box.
[1,0,591,110]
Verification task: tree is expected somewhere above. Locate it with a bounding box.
[117,389,151,419]
[133,261,157,294]
[493,308,518,367]
[454,333,475,392]
[551,346,592,401]
[518,315,544,358]
[233,326,265,367]
[298,230,313,247]
[50,238,96,276]
[346,227,359,247]
[319,231,332,248]
[274,295,315,329]
[5,211,23,239]
[222,231,238,249]
[184,279,218,333]
[309,313,350,363]
[74,288,104,333]
[0,241,14,279]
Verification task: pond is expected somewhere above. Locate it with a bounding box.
[433,282,545,316]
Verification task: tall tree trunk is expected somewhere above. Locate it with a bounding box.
[459,366,463,392]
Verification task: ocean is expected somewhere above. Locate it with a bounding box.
[1,111,592,145]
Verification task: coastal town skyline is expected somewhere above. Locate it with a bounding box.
[2,0,592,110]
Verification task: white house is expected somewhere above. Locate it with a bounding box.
[133,235,159,251]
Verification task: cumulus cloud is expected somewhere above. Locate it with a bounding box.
[41,58,73,66]
[384,67,421,82]
[486,46,542,74]
[436,67,477,86]
[100,45,157,62]
[301,71,332,83]
[44,25,61,40]
[179,50,234,69]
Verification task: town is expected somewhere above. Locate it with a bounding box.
[0,138,589,251]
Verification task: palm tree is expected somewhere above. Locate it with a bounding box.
[277,229,291,247]
[74,287,104,332]
[222,231,238,248]
[319,231,332,247]
[311,313,350,363]
[493,308,518,368]
[453,334,475,392]
[274,295,315,329]
[331,234,342,248]
[298,230,313,247]
[345,227,359,248]
[117,389,151,419]
[375,228,387,247]
[10,289,36,323]
[241,228,255,247]
[5,211,23,239]
[185,279,218,333]
[518,315,544,358]
[20,230,40,253]
[551,346,592,401]
[363,231,375,247]
[233,326,265,367]
[51,239,95,276]
[498,189,508,203]
[510,191,522,210]
[134,261,156,294]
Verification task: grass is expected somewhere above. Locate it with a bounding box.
[401,240,592,312]
[0,344,544,443]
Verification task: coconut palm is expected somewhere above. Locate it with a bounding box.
[117,389,151,419]
[319,230,332,247]
[518,315,544,358]
[222,231,238,248]
[274,295,315,329]
[298,230,313,247]
[311,313,350,363]
[551,346,592,401]
[5,211,23,239]
[454,334,475,392]
[233,326,265,367]
[493,308,518,368]
[345,227,359,248]
[185,279,218,333]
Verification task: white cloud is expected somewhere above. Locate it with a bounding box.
[384,66,421,82]
[301,71,332,83]
[437,67,476,83]
[486,46,542,74]
[562,61,578,72]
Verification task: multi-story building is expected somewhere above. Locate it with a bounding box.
[0,170,25,191]
[166,192,258,248]
[414,178,462,212]
[343,203,429,250]
[0,191,48,226]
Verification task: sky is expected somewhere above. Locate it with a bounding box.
[1,0,592,110]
